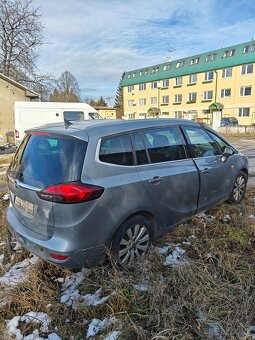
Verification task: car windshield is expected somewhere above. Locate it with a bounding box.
[9,134,87,189]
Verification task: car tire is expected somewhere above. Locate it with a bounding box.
[111,215,153,266]
[227,171,248,204]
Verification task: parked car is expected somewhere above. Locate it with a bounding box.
[220,117,238,127]
[6,119,248,268]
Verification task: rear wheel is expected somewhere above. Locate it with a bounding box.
[228,171,247,204]
[111,215,153,266]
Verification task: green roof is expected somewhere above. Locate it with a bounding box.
[121,40,255,87]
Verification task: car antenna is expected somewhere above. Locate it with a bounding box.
[64,119,73,128]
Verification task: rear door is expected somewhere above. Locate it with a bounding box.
[8,133,87,238]
[133,126,200,230]
[182,126,233,211]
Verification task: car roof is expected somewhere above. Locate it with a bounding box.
[30,118,201,138]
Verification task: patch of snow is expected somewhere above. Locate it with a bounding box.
[157,243,189,267]
[0,253,4,264]
[0,241,6,246]
[1,193,9,201]
[132,283,150,292]
[54,277,65,283]
[197,212,216,222]
[0,256,38,287]
[86,317,116,339]
[81,288,114,306]
[188,234,197,239]
[104,330,120,340]
[6,312,51,340]
[47,332,61,340]
[223,214,231,222]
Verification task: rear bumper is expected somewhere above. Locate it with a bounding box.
[6,206,106,268]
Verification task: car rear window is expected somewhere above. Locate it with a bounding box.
[9,134,87,188]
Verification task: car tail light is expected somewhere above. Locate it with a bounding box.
[50,253,69,261]
[37,182,104,204]
[15,129,19,139]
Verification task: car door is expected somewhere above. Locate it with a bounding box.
[133,126,200,231]
[182,126,234,211]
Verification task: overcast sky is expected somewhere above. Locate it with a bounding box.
[35,0,255,104]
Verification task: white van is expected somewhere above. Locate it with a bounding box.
[14,101,101,144]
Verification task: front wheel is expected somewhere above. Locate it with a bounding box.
[111,215,153,267]
[228,171,248,204]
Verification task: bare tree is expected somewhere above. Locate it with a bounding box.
[50,71,80,102]
[0,0,43,79]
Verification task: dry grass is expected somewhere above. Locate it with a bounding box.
[0,188,254,339]
[0,155,13,165]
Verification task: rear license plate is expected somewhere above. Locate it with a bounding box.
[15,196,34,216]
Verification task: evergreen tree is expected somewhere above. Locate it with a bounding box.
[114,72,124,115]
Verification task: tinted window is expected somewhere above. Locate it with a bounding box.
[133,132,149,165]
[63,111,84,121]
[9,134,87,188]
[184,127,221,157]
[99,134,133,166]
[141,127,186,163]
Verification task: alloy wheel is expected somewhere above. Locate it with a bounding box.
[233,175,246,202]
[118,224,150,265]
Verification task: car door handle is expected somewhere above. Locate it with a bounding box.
[149,176,162,184]
[201,168,210,174]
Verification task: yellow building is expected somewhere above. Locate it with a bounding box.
[93,106,123,119]
[121,40,255,125]
[0,73,39,140]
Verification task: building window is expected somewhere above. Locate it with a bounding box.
[188,92,197,102]
[127,100,134,107]
[128,113,135,119]
[127,74,131,78]
[174,94,182,103]
[189,74,197,84]
[205,71,214,81]
[162,79,169,88]
[132,73,136,78]
[128,85,134,92]
[163,64,171,71]
[162,112,169,115]
[222,67,232,78]
[139,71,143,76]
[241,63,253,75]
[223,49,235,58]
[175,111,183,119]
[176,61,184,68]
[151,67,159,74]
[204,91,213,100]
[144,70,148,75]
[151,81,157,89]
[190,57,199,65]
[205,54,216,61]
[240,86,252,96]
[162,96,169,104]
[243,44,255,53]
[151,97,157,105]
[220,89,231,98]
[175,76,182,86]
[139,98,146,106]
[139,83,146,91]
[238,108,250,117]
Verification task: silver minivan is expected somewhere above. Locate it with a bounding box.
[6,119,248,268]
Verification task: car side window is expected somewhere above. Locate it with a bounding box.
[207,131,228,152]
[140,127,186,163]
[133,132,149,165]
[183,127,221,158]
[99,134,134,166]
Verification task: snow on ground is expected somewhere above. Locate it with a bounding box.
[104,330,120,340]
[60,269,114,310]
[157,242,190,267]
[0,255,38,287]
[197,212,216,222]
[132,283,150,292]
[0,255,38,307]
[249,325,255,339]
[86,317,116,339]
[6,311,61,340]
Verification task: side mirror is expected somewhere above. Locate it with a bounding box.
[221,146,235,162]
[223,146,235,156]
